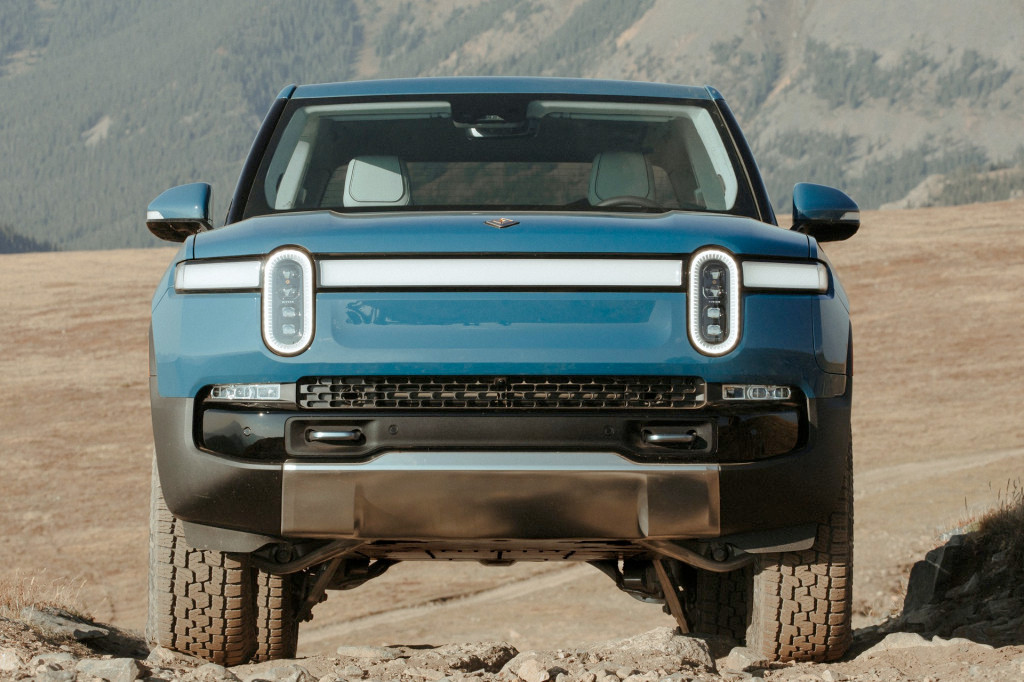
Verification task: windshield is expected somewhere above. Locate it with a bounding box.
[242,95,757,219]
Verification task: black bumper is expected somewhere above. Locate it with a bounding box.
[151,378,850,552]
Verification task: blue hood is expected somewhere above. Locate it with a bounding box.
[192,211,810,260]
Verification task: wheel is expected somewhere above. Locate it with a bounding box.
[745,445,854,662]
[147,462,258,666]
[253,570,301,662]
[691,564,751,643]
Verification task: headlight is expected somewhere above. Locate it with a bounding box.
[262,248,315,356]
[688,248,740,356]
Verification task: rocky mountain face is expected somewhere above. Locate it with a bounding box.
[0,0,1021,251]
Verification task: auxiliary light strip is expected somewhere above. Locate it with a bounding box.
[742,261,828,292]
[175,260,262,291]
[318,258,683,288]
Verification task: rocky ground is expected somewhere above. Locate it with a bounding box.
[3,526,1023,682]
[1,615,1022,682]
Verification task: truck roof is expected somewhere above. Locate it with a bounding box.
[288,77,716,102]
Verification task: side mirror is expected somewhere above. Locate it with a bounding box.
[791,182,859,242]
[146,183,214,242]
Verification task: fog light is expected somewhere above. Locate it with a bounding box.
[209,383,284,401]
[722,384,792,401]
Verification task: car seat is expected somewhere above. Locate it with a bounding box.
[343,156,412,207]
[588,151,655,205]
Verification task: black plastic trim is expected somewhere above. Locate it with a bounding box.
[226,94,292,225]
[711,96,777,226]
[181,520,281,553]
[718,382,851,534]
[284,414,717,463]
[151,385,282,536]
[718,522,818,554]
[200,406,802,464]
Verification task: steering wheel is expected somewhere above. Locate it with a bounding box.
[595,195,662,209]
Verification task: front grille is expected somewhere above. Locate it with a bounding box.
[297,376,706,410]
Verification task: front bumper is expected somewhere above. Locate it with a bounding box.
[152,378,851,555]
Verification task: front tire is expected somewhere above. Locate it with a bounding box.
[745,445,854,662]
[147,464,258,666]
[254,571,301,662]
[691,564,751,643]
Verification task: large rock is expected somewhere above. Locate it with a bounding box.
[0,648,23,672]
[190,662,242,681]
[516,658,553,682]
[20,606,110,641]
[75,657,142,682]
[147,645,204,668]
[30,652,78,670]
[859,631,930,657]
[583,628,716,674]
[721,646,770,673]
[236,662,315,682]
[500,629,715,680]
[903,534,974,613]
[420,641,519,673]
[335,645,399,661]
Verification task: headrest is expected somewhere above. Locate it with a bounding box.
[343,156,411,207]
[588,151,654,205]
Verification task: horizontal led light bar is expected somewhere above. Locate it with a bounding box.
[175,260,262,291]
[742,261,828,292]
[319,258,683,288]
[208,383,295,402]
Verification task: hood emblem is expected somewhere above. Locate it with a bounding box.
[484,217,519,229]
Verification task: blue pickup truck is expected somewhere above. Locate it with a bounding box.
[146,77,858,665]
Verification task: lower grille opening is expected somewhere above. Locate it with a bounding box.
[297,376,706,410]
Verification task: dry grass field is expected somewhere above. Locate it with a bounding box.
[1,200,1022,653]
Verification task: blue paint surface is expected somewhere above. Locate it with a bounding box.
[190,211,810,260]
[291,77,712,101]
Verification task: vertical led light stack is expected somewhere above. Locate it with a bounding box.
[262,248,315,356]
[688,248,740,355]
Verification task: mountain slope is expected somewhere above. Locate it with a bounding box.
[0,0,1021,250]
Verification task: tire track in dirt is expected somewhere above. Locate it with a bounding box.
[855,447,1024,500]
[300,564,591,651]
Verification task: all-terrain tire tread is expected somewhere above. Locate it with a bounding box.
[147,464,257,666]
[746,445,854,662]
[253,571,300,662]
[692,564,752,642]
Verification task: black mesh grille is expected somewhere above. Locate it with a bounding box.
[297,376,706,410]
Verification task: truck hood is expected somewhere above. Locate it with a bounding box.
[192,210,810,260]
